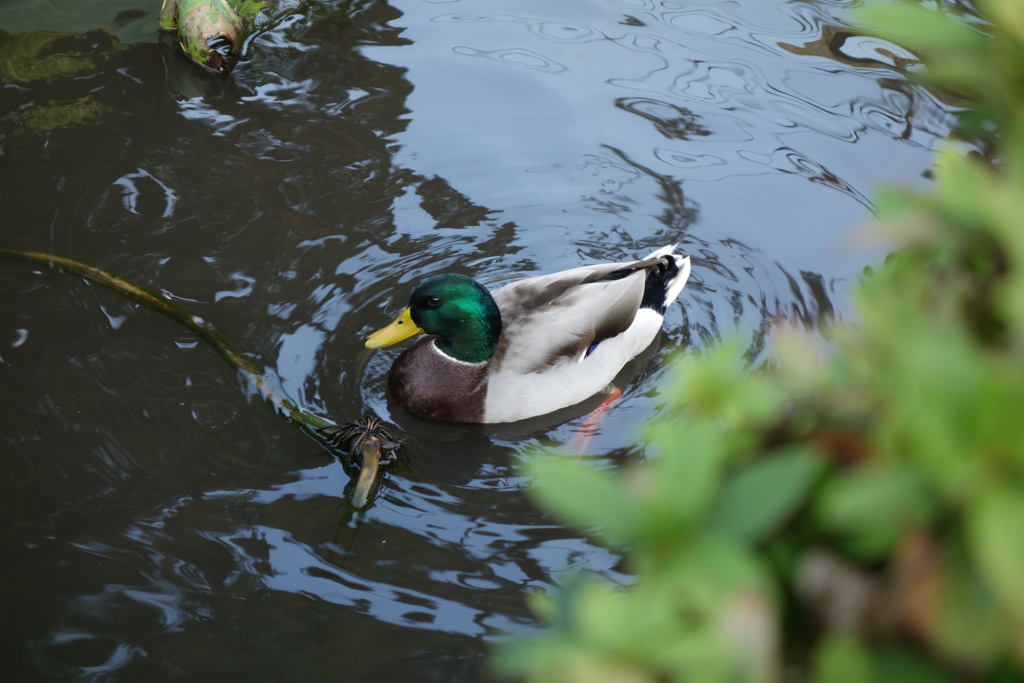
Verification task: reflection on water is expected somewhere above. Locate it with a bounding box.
[0,0,959,679]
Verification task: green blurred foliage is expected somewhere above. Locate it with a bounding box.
[496,0,1024,681]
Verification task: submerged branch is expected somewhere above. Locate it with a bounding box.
[0,247,399,507]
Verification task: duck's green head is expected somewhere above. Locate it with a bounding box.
[365,274,502,363]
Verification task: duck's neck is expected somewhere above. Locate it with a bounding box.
[435,301,501,364]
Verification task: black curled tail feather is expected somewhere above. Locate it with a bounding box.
[640,255,680,314]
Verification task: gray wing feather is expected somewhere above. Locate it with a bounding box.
[489,262,648,375]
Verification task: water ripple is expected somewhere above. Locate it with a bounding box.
[451,45,567,72]
[434,13,607,44]
[617,97,710,139]
[0,0,965,678]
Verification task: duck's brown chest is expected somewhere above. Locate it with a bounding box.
[388,338,490,423]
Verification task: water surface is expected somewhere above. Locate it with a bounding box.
[0,0,956,680]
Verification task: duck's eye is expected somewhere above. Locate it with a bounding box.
[425,295,442,308]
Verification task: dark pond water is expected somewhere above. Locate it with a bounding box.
[1,0,957,680]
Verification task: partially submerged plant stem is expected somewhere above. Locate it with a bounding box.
[321,417,401,508]
[0,247,398,507]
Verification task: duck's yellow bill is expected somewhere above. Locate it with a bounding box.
[365,307,424,348]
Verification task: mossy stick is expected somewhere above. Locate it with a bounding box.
[0,247,394,506]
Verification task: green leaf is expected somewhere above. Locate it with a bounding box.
[815,465,934,558]
[708,447,824,544]
[643,420,730,532]
[524,455,643,548]
[929,545,1001,666]
[989,0,1024,42]
[968,487,1024,619]
[856,3,996,117]
[856,4,988,62]
[661,338,788,432]
[813,634,874,683]
[872,647,955,683]
[575,578,676,660]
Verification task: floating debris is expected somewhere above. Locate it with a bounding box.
[320,417,401,509]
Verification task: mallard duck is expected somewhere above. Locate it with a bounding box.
[365,245,692,423]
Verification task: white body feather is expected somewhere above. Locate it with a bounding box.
[481,246,691,422]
